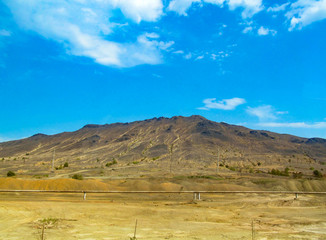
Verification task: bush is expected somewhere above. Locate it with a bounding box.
[313,170,323,178]
[7,171,15,177]
[292,172,303,179]
[268,168,290,177]
[63,162,69,168]
[72,174,83,180]
[106,159,118,167]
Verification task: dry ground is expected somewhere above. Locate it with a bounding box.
[0,191,326,240]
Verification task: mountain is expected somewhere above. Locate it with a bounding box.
[0,115,325,178]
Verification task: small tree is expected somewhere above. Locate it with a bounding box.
[64,162,69,168]
[7,171,15,177]
[72,174,83,180]
[313,170,323,178]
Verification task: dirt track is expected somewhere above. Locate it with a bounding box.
[1,192,326,240]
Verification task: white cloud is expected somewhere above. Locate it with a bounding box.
[168,0,263,18]
[258,122,326,129]
[172,50,184,54]
[0,29,11,37]
[242,26,253,33]
[257,26,277,36]
[199,97,246,110]
[184,52,193,59]
[286,0,326,30]
[228,0,263,18]
[113,0,163,23]
[3,0,169,67]
[267,2,290,12]
[168,0,201,16]
[195,55,204,60]
[246,105,278,121]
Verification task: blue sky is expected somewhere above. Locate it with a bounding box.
[0,0,326,142]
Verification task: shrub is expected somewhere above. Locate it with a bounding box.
[313,170,323,178]
[55,165,63,170]
[292,172,303,179]
[106,159,118,167]
[7,171,15,177]
[268,168,290,177]
[229,167,236,171]
[72,174,83,180]
[257,162,261,166]
[63,162,69,168]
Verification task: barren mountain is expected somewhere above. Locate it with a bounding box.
[0,115,325,178]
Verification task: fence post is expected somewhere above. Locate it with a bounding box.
[193,192,197,200]
[83,192,87,200]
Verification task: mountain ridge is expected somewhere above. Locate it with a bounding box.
[0,115,325,178]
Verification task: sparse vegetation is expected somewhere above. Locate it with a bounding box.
[7,171,15,177]
[229,166,236,171]
[132,161,140,165]
[186,175,222,180]
[39,217,59,225]
[106,159,117,167]
[152,156,160,161]
[268,168,290,177]
[313,170,323,178]
[292,172,303,179]
[55,165,63,170]
[72,174,83,180]
[33,174,49,179]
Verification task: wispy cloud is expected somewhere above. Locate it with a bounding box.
[168,0,263,18]
[198,97,246,110]
[242,26,253,33]
[267,2,290,13]
[286,0,326,31]
[246,105,281,121]
[3,0,172,68]
[258,26,277,36]
[258,122,326,129]
[0,29,11,37]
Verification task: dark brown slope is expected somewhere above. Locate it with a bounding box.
[0,115,325,177]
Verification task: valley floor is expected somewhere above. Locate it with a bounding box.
[1,192,326,239]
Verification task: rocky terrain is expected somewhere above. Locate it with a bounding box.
[0,115,325,178]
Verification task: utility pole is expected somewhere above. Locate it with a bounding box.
[216,148,220,174]
[169,144,173,174]
[52,149,55,173]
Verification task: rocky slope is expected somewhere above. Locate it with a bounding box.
[0,115,325,177]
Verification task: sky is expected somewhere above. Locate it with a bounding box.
[0,0,326,142]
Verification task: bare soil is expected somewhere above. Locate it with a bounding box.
[0,177,326,239]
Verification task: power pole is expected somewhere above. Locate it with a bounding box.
[216,148,220,174]
[169,144,173,174]
[52,149,55,172]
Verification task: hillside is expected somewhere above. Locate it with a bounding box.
[0,115,325,178]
